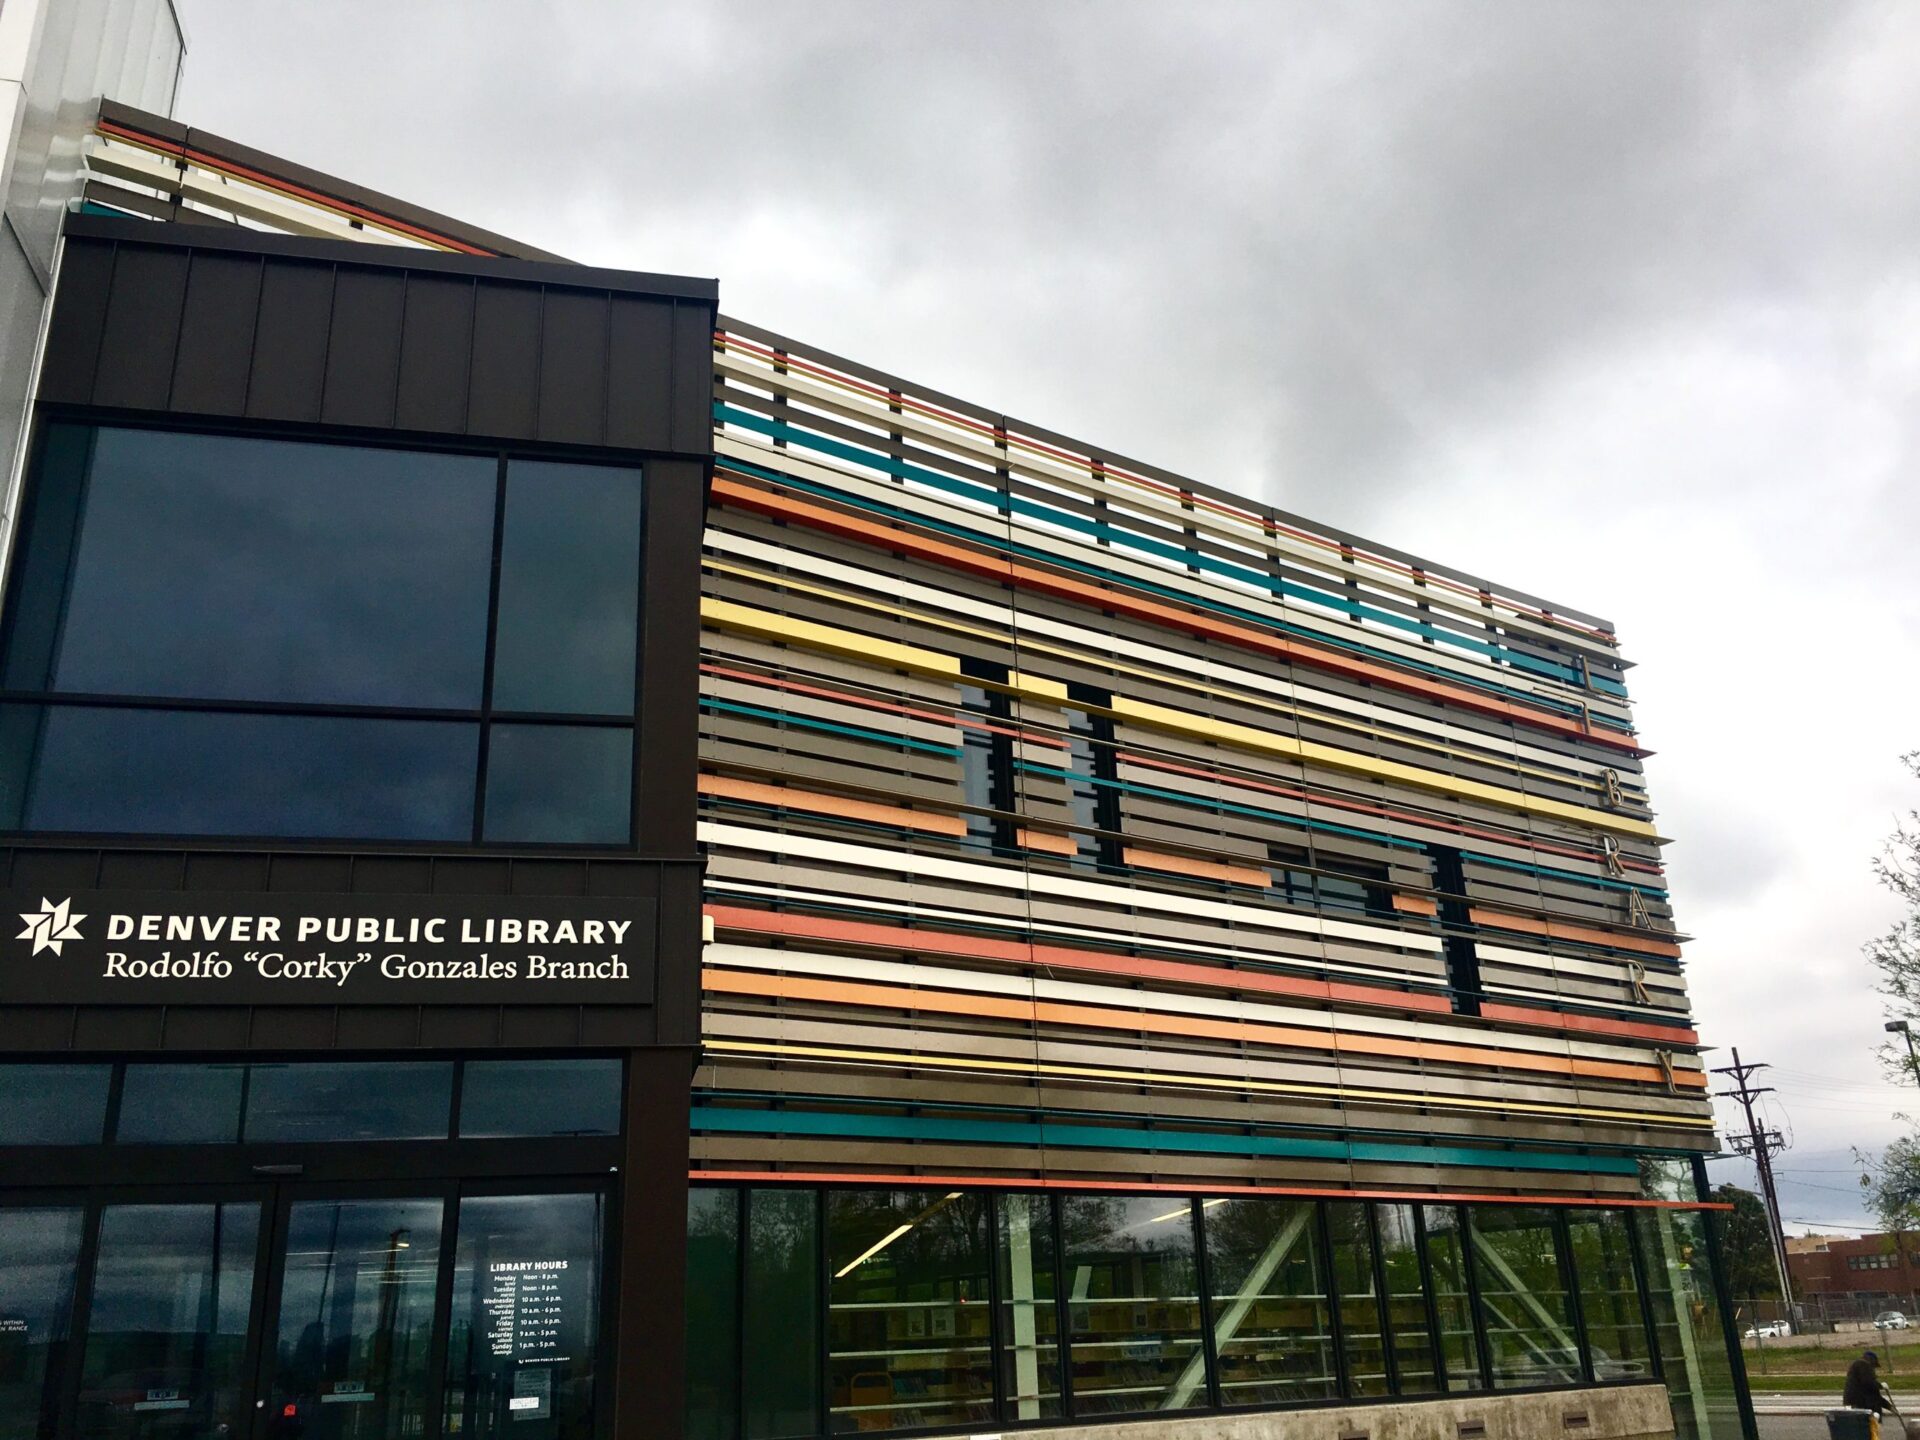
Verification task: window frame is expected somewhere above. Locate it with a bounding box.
[0,414,651,852]
[685,1184,1691,1440]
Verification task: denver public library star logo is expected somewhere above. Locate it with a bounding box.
[18,897,84,956]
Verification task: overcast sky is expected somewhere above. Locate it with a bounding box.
[177,0,1920,1229]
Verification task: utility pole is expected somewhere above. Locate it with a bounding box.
[1714,1046,1796,1323]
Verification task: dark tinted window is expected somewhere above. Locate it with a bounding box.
[458,1059,623,1137]
[742,1188,819,1438]
[0,1207,85,1436]
[4,426,495,707]
[825,1190,994,1433]
[491,461,643,715]
[77,1202,259,1440]
[686,1190,742,1440]
[444,1192,605,1439]
[117,1064,245,1144]
[0,705,478,840]
[482,724,631,844]
[1059,1194,1206,1416]
[0,1063,112,1144]
[244,1061,454,1142]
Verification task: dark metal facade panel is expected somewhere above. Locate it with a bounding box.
[320,265,406,428]
[91,242,187,411]
[607,294,674,450]
[245,259,334,422]
[466,279,543,440]
[395,272,475,433]
[169,251,261,416]
[538,288,610,446]
[46,216,716,460]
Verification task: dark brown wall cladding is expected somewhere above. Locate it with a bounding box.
[40,216,716,457]
[0,846,703,1052]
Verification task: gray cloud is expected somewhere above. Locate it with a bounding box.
[174,0,1920,1182]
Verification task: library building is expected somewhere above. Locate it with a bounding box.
[0,7,1755,1440]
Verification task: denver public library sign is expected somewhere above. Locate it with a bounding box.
[2,891,656,1005]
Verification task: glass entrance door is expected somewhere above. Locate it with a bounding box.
[2,1182,609,1440]
[70,1199,263,1440]
[261,1197,444,1440]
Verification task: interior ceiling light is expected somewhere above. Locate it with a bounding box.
[834,1192,963,1278]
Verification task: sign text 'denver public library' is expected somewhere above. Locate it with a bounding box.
[0,892,657,1005]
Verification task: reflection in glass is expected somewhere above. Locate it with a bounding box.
[1419,1205,1485,1392]
[1058,1195,1205,1417]
[1638,1208,1745,1440]
[0,705,478,841]
[1468,1206,1581,1388]
[266,1198,442,1440]
[1327,1201,1389,1397]
[491,461,643,716]
[1202,1197,1335,1407]
[825,1190,993,1433]
[1376,1204,1439,1395]
[994,1195,1062,1422]
[686,1190,741,1440]
[458,1059,623,1138]
[444,1193,603,1440]
[1568,1209,1652,1381]
[481,723,631,844]
[77,1203,259,1440]
[245,1063,454,1143]
[0,1064,112,1144]
[3,425,495,707]
[743,1189,819,1439]
[116,1065,245,1145]
[0,1207,85,1440]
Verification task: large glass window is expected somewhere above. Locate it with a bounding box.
[0,1064,111,1145]
[1326,1201,1389,1397]
[443,1192,603,1440]
[0,1206,85,1440]
[1058,1195,1205,1417]
[0,706,479,840]
[1638,1207,1746,1440]
[245,1062,454,1143]
[1202,1197,1335,1408]
[76,1203,259,1440]
[1420,1204,1486,1392]
[266,1198,443,1439]
[994,1195,1062,1422]
[743,1189,819,1439]
[2,427,495,708]
[0,427,644,846]
[491,461,643,715]
[687,1191,742,1440]
[1568,1209,1652,1382]
[825,1190,993,1433]
[116,1065,246,1145]
[1469,1206,1581,1389]
[1376,1203,1440,1395]
[481,723,632,845]
[457,1059,623,1139]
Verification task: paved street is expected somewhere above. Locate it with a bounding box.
[1755,1397,1920,1438]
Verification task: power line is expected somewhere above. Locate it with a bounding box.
[1714,1045,1796,1314]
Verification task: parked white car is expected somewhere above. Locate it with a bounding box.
[1744,1320,1792,1338]
[1876,1311,1910,1330]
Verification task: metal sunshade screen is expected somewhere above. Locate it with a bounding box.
[693,321,1704,1201]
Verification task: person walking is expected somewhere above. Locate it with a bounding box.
[1845,1350,1893,1437]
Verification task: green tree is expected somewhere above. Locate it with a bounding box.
[1869,753,1920,1080]
[1860,1136,1920,1236]
[1713,1183,1781,1305]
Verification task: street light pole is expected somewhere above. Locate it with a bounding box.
[1888,1020,1920,1087]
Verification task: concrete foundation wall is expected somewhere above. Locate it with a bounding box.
[955,1384,1675,1440]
